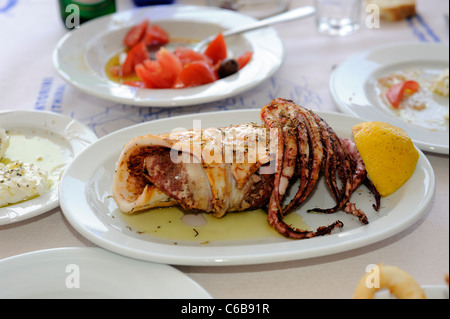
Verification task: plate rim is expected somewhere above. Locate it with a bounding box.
[0,109,98,225]
[330,41,449,155]
[53,4,285,107]
[59,109,436,266]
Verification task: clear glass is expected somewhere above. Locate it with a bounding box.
[207,0,291,19]
[315,0,362,36]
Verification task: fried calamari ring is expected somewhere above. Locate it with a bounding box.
[353,264,426,299]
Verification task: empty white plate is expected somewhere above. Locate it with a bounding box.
[0,247,212,299]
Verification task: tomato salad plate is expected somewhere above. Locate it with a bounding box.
[0,110,97,225]
[59,109,435,266]
[330,42,449,154]
[53,5,285,107]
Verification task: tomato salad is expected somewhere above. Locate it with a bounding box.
[107,19,253,89]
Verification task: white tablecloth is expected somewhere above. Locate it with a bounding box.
[0,0,448,299]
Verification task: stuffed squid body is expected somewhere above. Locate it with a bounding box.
[113,123,275,218]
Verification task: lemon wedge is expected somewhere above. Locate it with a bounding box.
[352,122,419,197]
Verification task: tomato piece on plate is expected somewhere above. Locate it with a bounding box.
[236,51,253,70]
[144,24,170,47]
[174,47,212,67]
[121,41,149,76]
[135,63,154,88]
[143,59,159,73]
[204,33,227,65]
[154,48,183,88]
[386,80,420,108]
[175,61,218,88]
[124,19,149,48]
[135,48,182,89]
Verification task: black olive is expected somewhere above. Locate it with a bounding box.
[218,59,239,79]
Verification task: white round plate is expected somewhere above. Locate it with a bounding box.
[0,247,212,299]
[53,5,285,107]
[330,42,449,155]
[0,110,97,225]
[59,109,435,266]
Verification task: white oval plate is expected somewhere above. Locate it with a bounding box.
[0,110,97,225]
[0,247,212,299]
[53,5,285,107]
[59,109,435,266]
[330,42,449,155]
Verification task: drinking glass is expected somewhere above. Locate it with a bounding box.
[315,0,362,36]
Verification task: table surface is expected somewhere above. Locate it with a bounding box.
[0,0,448,299]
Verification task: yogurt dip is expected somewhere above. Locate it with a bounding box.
[0,161,50,207]
[0,128,59,207]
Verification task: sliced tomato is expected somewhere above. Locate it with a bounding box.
[204,33,227,65]
[175,61,218,88]
[124,19,149,48]
[174,46,212,67]
[236,51,253,70]
[135,48,182,89]
[143,24,170,47]
[154,48,182,88]
[143,59,159,73]
[386,80,420,108]
[135,63,154,88]
[121,41,149,76]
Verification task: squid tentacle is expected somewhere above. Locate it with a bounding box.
[263,99,343,239]
[306,115,353,215]
[262,98,383,238]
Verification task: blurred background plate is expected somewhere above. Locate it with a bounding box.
[0,110,97,225]
[53,4,285,107]
[330,42,449,154]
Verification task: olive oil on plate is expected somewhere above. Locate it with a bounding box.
[119,206,311,244]
[1,128,71,186]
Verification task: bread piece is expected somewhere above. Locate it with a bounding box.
[366,0,416,21]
